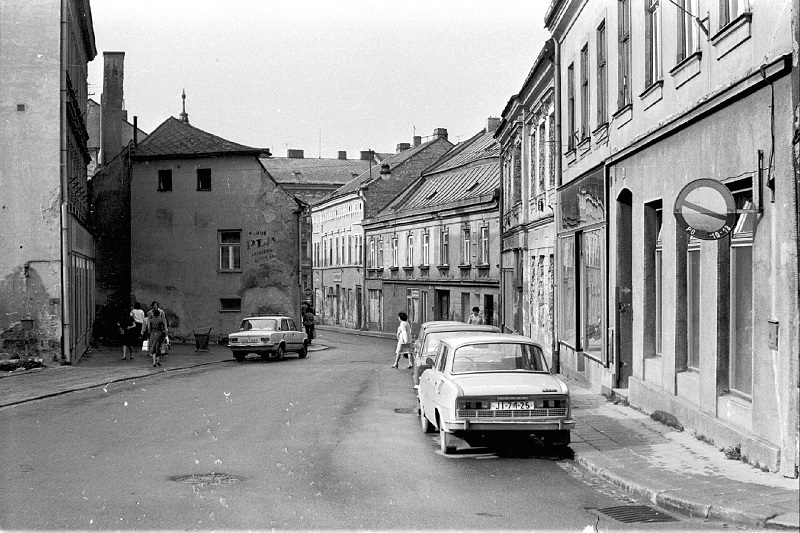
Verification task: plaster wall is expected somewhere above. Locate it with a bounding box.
[130,156,301,340]
[618,78,798,474]
[0,1,63,346]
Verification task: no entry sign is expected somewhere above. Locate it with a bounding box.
[674,179,736,240]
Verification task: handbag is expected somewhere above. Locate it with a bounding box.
[141,340,149,352]
[160,336,170,355]
[399,342,413,353]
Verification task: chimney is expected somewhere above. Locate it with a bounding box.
[287,149,304,159]
[433,128,448,141]
[360,150,373,161]
[486,117,501,133]
[101,51,125,164]
[413,135,422,147]
[396,142,411,154]
[133,116,138,147]
[379,164,391,175]
[338,151,347,160]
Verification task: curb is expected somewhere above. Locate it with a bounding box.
[574,451,798,530]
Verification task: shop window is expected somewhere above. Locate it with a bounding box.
[559,236,577,347]
[644,200,663,357]
[728,190,754,397]
[686,236,701,370]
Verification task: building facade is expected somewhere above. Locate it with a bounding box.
[496,41,559,369]
[0,0,97,363]
[546,0,799,476]
[123,110,302,342]
[363,121,502,333]
[311,130,453,331]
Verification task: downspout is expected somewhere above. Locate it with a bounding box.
[60,0,72,364]
[359,188,368,330]
[498,145,505,332]
[552,37,562,374]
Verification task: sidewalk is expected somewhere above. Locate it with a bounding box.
[1,328,797,530]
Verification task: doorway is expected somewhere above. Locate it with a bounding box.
[483,295,494,326]
[616,189,633,388]
[435,290,450,321]
[356,286,362,329]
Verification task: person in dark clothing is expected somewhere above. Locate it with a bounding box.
[117,312,138,361]
[146,301,168,367]
[303,307,316,344]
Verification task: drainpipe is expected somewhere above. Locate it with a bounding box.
[551,37,562,374]
[59,0,71,364]
[359,188,368,330]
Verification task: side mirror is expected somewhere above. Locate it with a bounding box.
[425,357,435,366]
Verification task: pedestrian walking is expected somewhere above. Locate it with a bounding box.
[130,302,145,348]
[392,311,413,369]
[303,307,316,344]
[145,301,168,367]
[467,306,484,325]
[117,311,137,361]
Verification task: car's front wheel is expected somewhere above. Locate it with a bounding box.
[298,344,308,359]
[420,403,434,434]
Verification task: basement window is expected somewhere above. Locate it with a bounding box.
[197,168,212,191]
[158,169,173,192]
[220,298,241,312]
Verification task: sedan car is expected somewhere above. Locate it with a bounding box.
[418,333,574,454]
[228,316,308,362]
[411,322,500,388]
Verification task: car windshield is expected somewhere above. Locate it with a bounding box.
[450,342,548,373]
[422,331,492,356]
[239,318,278,331]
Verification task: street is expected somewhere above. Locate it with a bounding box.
[0,331,736,531]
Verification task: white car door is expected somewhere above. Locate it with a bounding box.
[287,319,302,349]
[421,345,447,424]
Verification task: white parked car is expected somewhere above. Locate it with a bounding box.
[418,333,574,454]
[228,316,308,362]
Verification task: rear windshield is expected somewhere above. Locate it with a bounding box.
[422,331,491,356]
[239,318,278,331]
[451,342,548,373]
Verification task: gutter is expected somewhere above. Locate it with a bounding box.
[552,36,562,373]
[60,0,71,364]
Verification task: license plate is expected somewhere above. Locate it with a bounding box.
[249,338,260,343]
[491,401,532,410]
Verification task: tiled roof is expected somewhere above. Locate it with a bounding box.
[258,157,372,185]
[330,139,441,198]
[379,128,500,213]
[132,117,265,159]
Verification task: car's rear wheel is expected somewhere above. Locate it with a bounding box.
[234,353,245,362]
[438,415,457,455]
[298,344,308,359]
[274,345,285,361]
[419,403,434,434]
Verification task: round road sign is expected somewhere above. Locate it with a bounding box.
[674,179,736,240]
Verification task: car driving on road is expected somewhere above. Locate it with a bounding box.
[228,316,308,362]
[418,333,574,454]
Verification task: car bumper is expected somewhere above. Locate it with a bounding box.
[442,419,575,432]
[230,344,274,353]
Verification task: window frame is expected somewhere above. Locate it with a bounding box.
[218,230,242,272]
[480,225,490,265]
[461,225,471,265]
[645,0,662,88]
[158,169,173,192]
[406,232,414,267]
[422,230,430,266]
[580,44,590,140]
[440,227,449,266]
[618,0,632,109]
[596,20,608,125]
[197,168,212,191]
[567,62,576,150]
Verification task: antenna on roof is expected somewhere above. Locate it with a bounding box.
[179,89,189,123]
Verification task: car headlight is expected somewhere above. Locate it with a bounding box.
[457,398,491,410]
[535,398,567,409]
[260,338,270,343]
[230,338,239,343]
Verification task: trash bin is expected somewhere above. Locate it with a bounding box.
[194,328,212,352]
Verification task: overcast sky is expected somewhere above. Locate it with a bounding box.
[87,0,550,158]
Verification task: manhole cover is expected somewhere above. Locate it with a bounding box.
[394,407,415,415]
[170,473,243,487]
[597,505,678,523]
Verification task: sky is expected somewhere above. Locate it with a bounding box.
[87,0,551,159]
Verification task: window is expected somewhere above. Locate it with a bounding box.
[358,235,363,265]
[567,63,576,150]
[597,21,608,125]
[461,226,471,264]
[378,237,384,268]
[618,0,632,109]
[406,233,414,267]
[687,236,701,370]
[220,298,241,311]
[677,0,699,62]
[538,122,547,194]
[645,0,662,88]
[580,44,589,140]
[335,237,340,265]
[581,229,604,356]
[729,189,754,396]
[340,236,345,266]
[158,169,173,192]
[644,200,663,357]
[560,236,577,347]
[369,238,376,268]
[422,230,430,265]
[219,230,241,271]
[440,227,449,265]
[197,168,212,191]
[480,226,489,265]
[391,236,398,267]
[720,0,748,27]
[655,209,663,356]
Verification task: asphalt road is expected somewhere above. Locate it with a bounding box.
[0,331,733,531]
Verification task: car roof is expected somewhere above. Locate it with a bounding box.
[242,316,291,320]
[439,333,542,349]
[421,324,500,335]
[419,321,463,329]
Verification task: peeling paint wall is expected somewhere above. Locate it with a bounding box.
[130,156,301,341]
